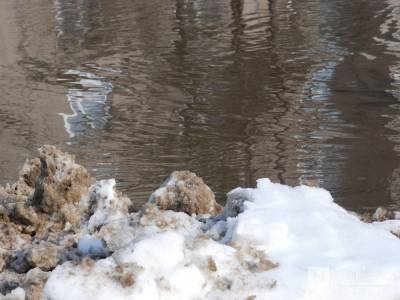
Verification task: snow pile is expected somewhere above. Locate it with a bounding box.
[2,146,400,299]
[43,180,400,300]
[229,179,400,299]
[44,206,278,300]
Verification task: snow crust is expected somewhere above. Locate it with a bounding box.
[39,178,400,300]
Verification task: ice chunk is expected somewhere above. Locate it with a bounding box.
[78,235,107,257]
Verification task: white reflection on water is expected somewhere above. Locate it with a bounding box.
[59,69,113,138]
[297,33,350,187]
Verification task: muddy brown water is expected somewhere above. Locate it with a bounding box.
[1,0,400,212]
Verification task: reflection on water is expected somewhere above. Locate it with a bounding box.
[1,0,400,211]
[59,69,113,137]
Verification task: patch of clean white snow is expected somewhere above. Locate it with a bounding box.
[230,179,400,299]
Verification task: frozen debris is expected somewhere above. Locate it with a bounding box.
[14,203,39,227]
[23,268,49,300]
[0,271,23,297]
[149,171,223,216]
[29,145,93,221]
[359,206,400,223]
[26,241,59,271]
[0,146,95,297]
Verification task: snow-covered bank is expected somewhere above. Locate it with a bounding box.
[2,146,400,300]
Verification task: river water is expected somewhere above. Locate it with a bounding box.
[1,0,400,211]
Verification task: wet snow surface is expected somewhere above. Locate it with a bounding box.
[1,147,400,300]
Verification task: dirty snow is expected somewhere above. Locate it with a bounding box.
[2,146,400,299]
[42,179,400,300]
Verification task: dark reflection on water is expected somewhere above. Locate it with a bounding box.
[1,0,400,211]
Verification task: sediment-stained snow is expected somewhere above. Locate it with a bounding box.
[1,147,399,300]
